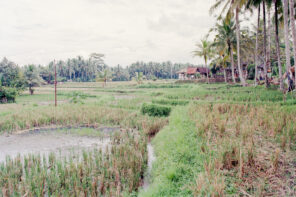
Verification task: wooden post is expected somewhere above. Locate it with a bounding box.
[54,60,57,107]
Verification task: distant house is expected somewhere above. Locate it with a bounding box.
[177,67,210,80]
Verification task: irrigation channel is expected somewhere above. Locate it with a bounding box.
[0,127,156,194]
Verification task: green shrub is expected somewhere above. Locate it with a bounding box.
[0,86,18,103]
[141,103,171,117]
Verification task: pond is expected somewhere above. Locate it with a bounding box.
[0,128,112,163]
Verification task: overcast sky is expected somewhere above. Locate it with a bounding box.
[0,0,216,67]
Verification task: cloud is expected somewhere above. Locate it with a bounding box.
[0,0,217,66]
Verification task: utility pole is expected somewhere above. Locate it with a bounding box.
[171,64,173,79]
[54,60,57,107]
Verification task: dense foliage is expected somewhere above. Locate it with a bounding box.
[141,103,171,117]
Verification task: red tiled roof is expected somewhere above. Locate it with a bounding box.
[187,67,198,74]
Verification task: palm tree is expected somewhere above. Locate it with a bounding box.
[274,0,284,90]
[135,72,143,84]
[283,0,291,73]
[255,5,261,85]
[193,38,213,83]
[262,1,269,87]
[211,19,237,83]
[248,0,275,88]
[289,0,296,86]
[211,52,230,83]
[267,3,272,79]
[210,0,248,86]
[24,65,42,95]
[96,69,110,87]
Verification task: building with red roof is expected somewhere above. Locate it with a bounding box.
[177,67,210,80]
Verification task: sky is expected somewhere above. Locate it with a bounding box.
[0,0,217,67]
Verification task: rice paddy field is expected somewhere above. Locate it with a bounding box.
[0,80,295,196]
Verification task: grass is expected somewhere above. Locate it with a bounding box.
[1,81,296,196]
[140,106,207,197]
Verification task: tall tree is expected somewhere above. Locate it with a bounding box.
[274,0,284,90]
[193,38,213,83]
[283,0,291,72]
[235,4,247,86]
[267,3,272,82]
[289,0,296,86]
[211,19,237,83]
[263,1,269,87]
[210,0,248,86]
[255,5,261,85]
[24,65,42,95]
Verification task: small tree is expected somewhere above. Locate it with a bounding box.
[135,72,143,84]
[24,65,41,95]
[96,69,111,87]
[193,38,213,83]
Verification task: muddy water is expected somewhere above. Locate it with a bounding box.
[143,143,156,190]
[0,131,110,163]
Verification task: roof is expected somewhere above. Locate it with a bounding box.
[187,67,198,75]
[177,67,210,75]
[196,67,210,74]
[177,68,187,74]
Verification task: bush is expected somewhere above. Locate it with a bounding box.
[141,103,171,117]
[0,86,18,103]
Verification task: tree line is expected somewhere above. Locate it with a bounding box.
[0,55,196,102]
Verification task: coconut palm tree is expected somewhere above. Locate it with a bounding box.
[135,72,143,84]
[262,1,269,87]
[283,0,291,73]
[193,38,213,83]
[289,0,296,86]
[24,65,42,95]
[247,0,273,87]
[274,0,284,90]
[96,69,111,87]
[255,5,261,85]
[210,0,248,86]
[211,19,237,83]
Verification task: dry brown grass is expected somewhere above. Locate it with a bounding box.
[189,103,296,196]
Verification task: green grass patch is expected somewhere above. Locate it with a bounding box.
[139,106,207,197]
